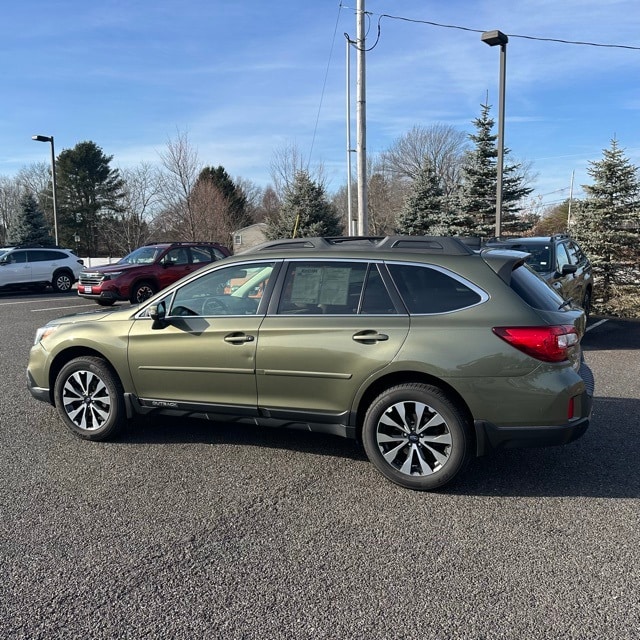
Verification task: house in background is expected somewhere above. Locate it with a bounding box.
[232,222,267,254]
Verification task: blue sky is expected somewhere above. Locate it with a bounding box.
[2,0,640,210]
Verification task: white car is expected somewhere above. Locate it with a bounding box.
[0,246,84,292]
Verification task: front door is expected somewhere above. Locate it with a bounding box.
[127,261,276,414]
[0,250,31,286]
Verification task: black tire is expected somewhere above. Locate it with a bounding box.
[130,281,156,304]
[54,356,126,441]
[362,383,471,491]
[581,288,592,318]
[97,299,116,307]
[52,269,74,293]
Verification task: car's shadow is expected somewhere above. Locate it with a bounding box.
[583,316,640,350]
[115,394,639,499]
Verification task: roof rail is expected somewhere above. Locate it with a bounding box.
[142,241,222,247]
[12,243,62,249]
[248,235,473,255]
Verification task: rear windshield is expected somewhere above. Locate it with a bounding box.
[510,264,567,311]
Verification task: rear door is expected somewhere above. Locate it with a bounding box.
[30,249,62,283]
[255,260,410,420]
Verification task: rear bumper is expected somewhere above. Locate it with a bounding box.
[474,359,594,456]
[474,416,590,456]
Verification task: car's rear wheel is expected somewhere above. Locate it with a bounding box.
[130,281,156,304]
[362,383,471,491]
[52,269,73,293]
[54,357,125,441]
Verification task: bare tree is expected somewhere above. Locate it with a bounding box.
[158,130,203,240]
[15,163,53,231]
[269,141,326,198]
[381,124,468,195]
[113,163,164,252]
[0,176,23,245]
[234,176,263,223]
[185,179,230,243]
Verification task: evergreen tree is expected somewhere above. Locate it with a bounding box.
[7,192,54,246]
[266,171,343,239]
[197,166,253,231]
[572,139,640,301]
[459,102,532,237]
[396,161,444,235]
[55,141,124,256]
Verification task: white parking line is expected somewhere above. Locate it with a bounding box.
[586,319,608,332]
[31,304,93,312]
[0,298,63,306]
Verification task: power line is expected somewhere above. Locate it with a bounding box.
[342,8,640,52]
[308,3,346,170]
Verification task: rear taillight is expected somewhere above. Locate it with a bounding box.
[492,325,579,362]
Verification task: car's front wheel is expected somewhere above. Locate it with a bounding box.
[52,269,73,293]
[130,281,156,304]
[362,383,471,491]
[54,357,125,441]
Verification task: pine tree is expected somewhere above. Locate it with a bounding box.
[56,141,124,256]
[572,139,640,302]
[7,192,54,246]
[459,102,532,237]
[266,171,343,239]
[396,161,444,235]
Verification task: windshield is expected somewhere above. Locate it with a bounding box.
[119,246,163,265]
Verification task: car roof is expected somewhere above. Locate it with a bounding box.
[488,234,572,244]
[245,235,475,256]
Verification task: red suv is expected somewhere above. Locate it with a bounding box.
[78,242,231,305]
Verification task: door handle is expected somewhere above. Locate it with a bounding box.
[352,330,389,343]
[224,333,255,344]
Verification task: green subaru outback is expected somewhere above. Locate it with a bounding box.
[27,236,594,491]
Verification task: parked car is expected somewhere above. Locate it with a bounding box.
[0,245,83,292]
[77,241,231,305]
[28,235,594,491]
[485,234,593,315]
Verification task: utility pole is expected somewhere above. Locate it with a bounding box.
[567,170,575,230]
[356,0,368,235]
[345,34,356,236]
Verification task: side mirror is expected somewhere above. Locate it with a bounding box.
[560,264,578,276]
[148,303,167,329]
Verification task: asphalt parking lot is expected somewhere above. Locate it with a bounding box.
[1,290,639,639]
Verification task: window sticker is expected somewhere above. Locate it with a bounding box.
[318,268,350,305]
[290,266,351,305]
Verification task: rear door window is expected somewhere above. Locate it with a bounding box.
[277,261,368,315]
[387,263,484,314]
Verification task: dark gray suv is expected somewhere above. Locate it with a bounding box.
[485,235,594,315]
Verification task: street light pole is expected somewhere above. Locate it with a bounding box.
[31,134,59,246]
[481,30,508,239]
